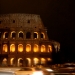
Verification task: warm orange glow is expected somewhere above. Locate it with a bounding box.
[10,44,15,52]
[48,45,52,52]
[3,58,7,62]
[18,58,23,66]
[10,58,14,65]
[2,58,7,66]
[33,58,39,65]
[3,44,8,52]
[41,45,46,52]
[41,58,46,64]
[18,44,23,52]
[26,44,31,52]
[47,58,51,61]
[34,44,38,52]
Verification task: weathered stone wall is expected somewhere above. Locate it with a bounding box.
[0,14,44,29]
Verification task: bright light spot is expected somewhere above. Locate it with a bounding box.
[45,68,53,72]
[32,71,43,75]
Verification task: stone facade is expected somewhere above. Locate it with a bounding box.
[0,13,60,67]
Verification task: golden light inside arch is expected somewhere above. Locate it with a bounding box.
[3,58,7,62]
[10,44,15,52]
[18,58,23,66]
[48,45,52,52]
[18,58,23,62]
[33,58,39,65]
[41,45,46,52]
[2,58,7,65]
[3,44,8,52]
[26,58,31,66]
[26,44,31,52]
[41,58,46,64]
[34,44,38,52]
[18,44,23,52]
[10,58,14,65]
[47,58,51,61]
[26,58,31,62]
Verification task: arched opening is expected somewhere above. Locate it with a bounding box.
[3,32,8,39]
[18,44,23,52]
[33,32,38,39]
[26,44,31,52]
[18,58,23,67]
[18,31,23,38]
[47,58,51,61]
[10,58,15,66]
[41,45,46,52]
[46,58,52,65]
[10,44,15,52]
[26,58,31,67]
[26,32,31,39]
[3,44,8,52]
[41,32,45,39]
[33,58,39,65]
[41,58,46,64]
[33,44,38,52]
[48,45,52,52]
[2,58,8,67]
[11,31,16,39]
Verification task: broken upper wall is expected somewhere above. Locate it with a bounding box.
[0,13,45,30]
[0,13,48,40]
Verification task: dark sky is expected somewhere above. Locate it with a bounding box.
[0,0,74,52]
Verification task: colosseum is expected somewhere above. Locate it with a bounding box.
[0,13,60,67]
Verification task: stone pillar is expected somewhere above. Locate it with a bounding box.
[15,57,17,67]
[31,32,33,39]
[7,57,10,66]
[16,30,18,39]
[23,30,26,40]
[31,57,33,67]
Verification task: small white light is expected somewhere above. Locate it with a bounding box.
[46,69,53,72]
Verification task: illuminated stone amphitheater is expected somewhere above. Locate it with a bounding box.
[0,13,60,67]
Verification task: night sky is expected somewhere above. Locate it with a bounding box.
[0,0,74,55]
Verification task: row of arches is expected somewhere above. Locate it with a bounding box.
[2,57,51,67]
[0,31,45,39]
[3,44,52,52]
